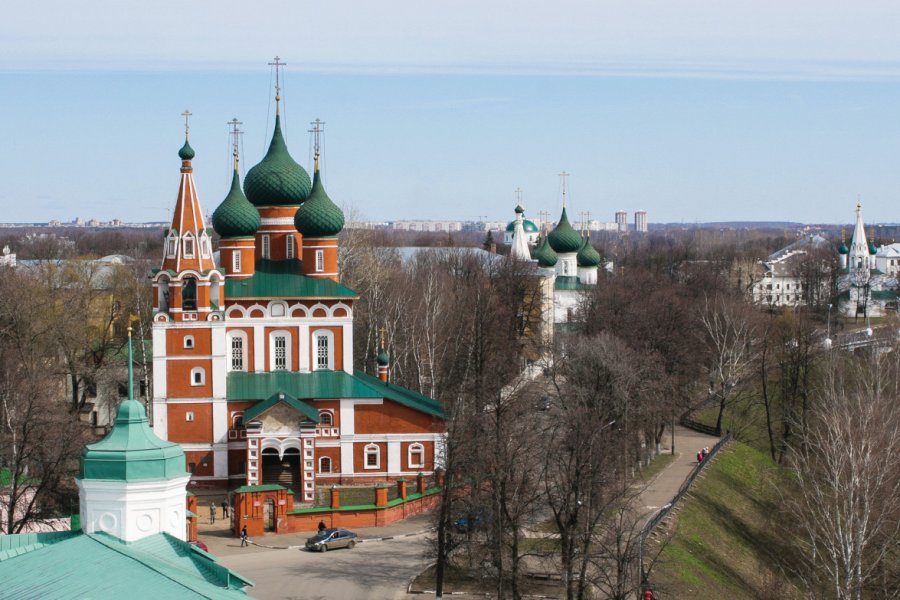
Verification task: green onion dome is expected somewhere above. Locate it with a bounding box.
[80,399,186,482]
[838,242,849,254]
[576,237,602,267]
[294,166,345,237]
[506,218,539,233]
[531,236,558,267]
[547,208,583,253]
[514,204,525,214]
[213,170,261,238]
[244,115,311,206]
[376,348,390,367]
[869,242,877,255]
[178,140,195,160]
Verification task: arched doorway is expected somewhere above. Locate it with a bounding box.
[261,447,300,494]
[263,499,275,532]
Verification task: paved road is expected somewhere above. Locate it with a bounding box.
[217,533,431,600]
[638,425,720,516]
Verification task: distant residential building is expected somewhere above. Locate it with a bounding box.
[615,210,628,233]
[634,210,648,233]
[751,235,829,307]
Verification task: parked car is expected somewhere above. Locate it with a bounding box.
[454,513,488,533]
[305,528,358,552]
[189,540,209,552]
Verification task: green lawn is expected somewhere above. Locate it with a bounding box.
[647,442,802,600]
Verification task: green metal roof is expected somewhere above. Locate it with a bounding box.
[223,259,358,299]
[554,276,594,291]
[506,218,539,233]
[872,290,898,300]
[234,484,289,494]
[243,391,321,423]
[227,370,445,418]
[80,399,186,482]
[0,531,252,599]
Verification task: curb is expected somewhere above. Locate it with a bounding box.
[246,527,434,551]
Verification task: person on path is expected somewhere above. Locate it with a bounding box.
[317,520,326,533]
[697,450,703,464]
[240,526,249,547]
[221,498,229,519]
[210,501,216,524]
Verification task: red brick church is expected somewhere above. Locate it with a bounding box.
[150,84,445,502]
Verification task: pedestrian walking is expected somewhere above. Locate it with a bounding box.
[317,520,326,533]
[697,450,703,464]
[221,498,229,519]
[210,501,216,524]
[240,525,249,547]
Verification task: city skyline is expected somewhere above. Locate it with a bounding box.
[3,2,900,224]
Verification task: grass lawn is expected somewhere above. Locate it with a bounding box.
[410,564,566,597]
[647,442,802,600]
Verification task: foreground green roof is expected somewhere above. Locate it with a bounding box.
[0,531,252,599]
[227,370,445,418]
[80,399,186,482]
[223,260,358,299]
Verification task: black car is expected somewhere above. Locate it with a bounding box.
[305,528,358,552]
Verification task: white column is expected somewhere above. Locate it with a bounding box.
[340,442,355,475]
[387,440,401,475]
[151,326,167,399]
[339,399,355,435]
[213,445,228,479]
[298,321,310,373]
[253,325,265,372]
[210,324,227,399]
[342,321,354,373]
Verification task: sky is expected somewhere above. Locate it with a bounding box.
[2,1,900,225]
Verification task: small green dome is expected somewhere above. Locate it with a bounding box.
[838,242,849,254]
[506,219,539,233]
[377,348,390,367]
[244,115,311,206]
[294,168,345,237]
[869,242,877,254]
[576,237,602,267]
[531,236,558,267]
[213,170,261,238]
[80,399,186,482]
[514,204,525,214]
[547,208,583,253]
[178,140,195,160]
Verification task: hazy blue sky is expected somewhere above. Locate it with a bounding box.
[3,1,900,225]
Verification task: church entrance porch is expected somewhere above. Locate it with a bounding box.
[261,447,301,493]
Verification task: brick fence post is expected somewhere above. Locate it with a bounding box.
[330,486,341,509]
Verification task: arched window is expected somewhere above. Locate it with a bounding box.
[319,411,333,426]
[183,335,195,349]
[182,277,197,311]
[158,277,170,312]
[269,330,292,371]
[183,232,195,258]
[364,444,380,470]
[166,231,178,258]
[408,443,425,469]
[232,412,244,428]
[312,329,334,371]
[319,456,332,473]
[200,233,211,258]
[190,367,205,386]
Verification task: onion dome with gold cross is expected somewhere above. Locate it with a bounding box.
[547,207,583,253]
[294,155,345,237]
[213,169,261,238]
[243,114,311,206]
[531,236,558,267]
[576,236,602,267]
[178,139,195,161]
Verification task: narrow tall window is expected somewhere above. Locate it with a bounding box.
[232,251,241,273]
[364,444,380,469]
[286,235,295,259]
[317,334,329,370]
[262,234,271,259]
[274,335,287,370]
[231,336,244,371]
[182,277,197,311]
[315,250,324,272]
[183,234,195,258]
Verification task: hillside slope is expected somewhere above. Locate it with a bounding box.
[647,442,802,599]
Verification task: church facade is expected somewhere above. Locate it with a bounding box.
[150,93,445,500]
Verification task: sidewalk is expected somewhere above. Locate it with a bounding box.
[638,425,720,515]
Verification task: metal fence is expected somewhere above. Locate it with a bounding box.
[638,432,732,589]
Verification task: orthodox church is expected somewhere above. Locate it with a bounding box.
[837,203,899,318]
[0,328,253,598]
[150,82,445,500]
[507,184,603,328]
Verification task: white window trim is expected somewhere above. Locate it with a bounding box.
[269,330,292,371]
[312,329,335,371]
[318,456,332,473]
[183,335,195,349]
[190,367,205,386]
[232,251,242,273]
[315,249,324,272]
[408,443,425,469]
[183,232,196,258]
[286,235,295,259]
[261,234,271,259]
[200,233,211,258]
[231,411,244,428]
[319,410,334,426]
[364,444,380,470]
[228,332,248,372]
